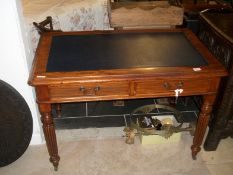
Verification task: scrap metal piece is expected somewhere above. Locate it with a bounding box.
[124,104,196,143]
[130,104,183,122]
[123,127,135,144]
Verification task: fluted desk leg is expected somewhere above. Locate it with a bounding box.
[39,103,60,171]
[191,94,216,159]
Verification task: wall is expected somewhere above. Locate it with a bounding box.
[0,0,43,145]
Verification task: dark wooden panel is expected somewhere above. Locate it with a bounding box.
[198,9,233,151]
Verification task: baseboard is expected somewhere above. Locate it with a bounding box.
[30,132,44,145]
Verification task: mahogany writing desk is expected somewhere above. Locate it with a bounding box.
[29,29,227,170]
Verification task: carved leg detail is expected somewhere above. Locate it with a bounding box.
[39,104,60,170]
[191,94,216,159]
[55,103,62,118]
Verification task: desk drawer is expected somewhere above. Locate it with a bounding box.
[135,79,211,95]
[49,81,129,99]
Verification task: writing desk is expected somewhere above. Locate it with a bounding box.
[29,29,227,170]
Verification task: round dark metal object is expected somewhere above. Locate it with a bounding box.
[0,80,33,167]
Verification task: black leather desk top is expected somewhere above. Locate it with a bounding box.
[46,32,208,72]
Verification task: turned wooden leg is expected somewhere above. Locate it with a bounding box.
[191,94,216,159]
[55,103,62,117]
[39,103,60,170]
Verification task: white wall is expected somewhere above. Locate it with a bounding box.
[0,0,43,145]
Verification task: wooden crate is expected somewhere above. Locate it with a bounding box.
[108,0,184,29]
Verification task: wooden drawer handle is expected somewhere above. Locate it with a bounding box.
[177,81,183,88]
[163,81,184,90]
[80,86,85,92]
[94,86,100,92]
[80,86,100,96]
[163,82,171,90]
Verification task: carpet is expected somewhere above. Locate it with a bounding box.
[0,129,210,175]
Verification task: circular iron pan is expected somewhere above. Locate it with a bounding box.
[0,80,33,167]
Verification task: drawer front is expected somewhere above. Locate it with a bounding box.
[135,79,211,96]
[49,81,129,99]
